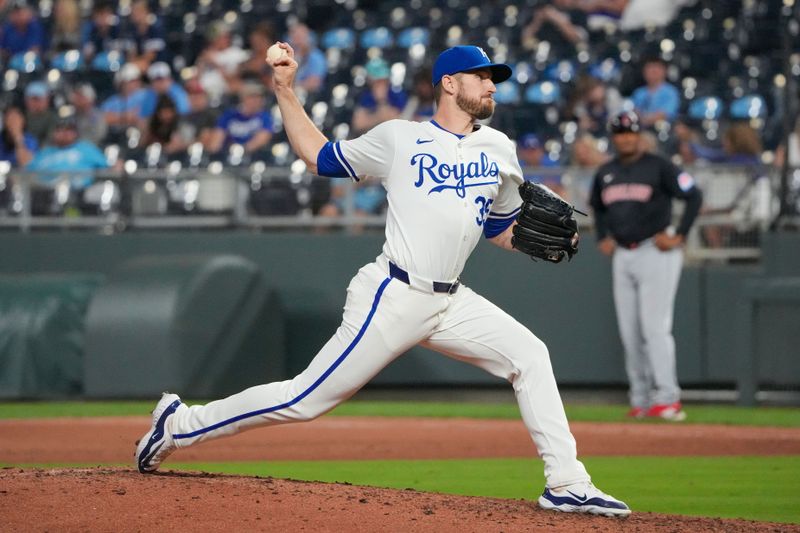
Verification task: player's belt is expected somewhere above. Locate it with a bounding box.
[389,262,460,295]
[620,237,654,250]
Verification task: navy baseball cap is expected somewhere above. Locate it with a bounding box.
[432,46,512,86]
[609,110,641,134]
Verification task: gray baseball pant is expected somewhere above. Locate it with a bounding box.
[612,239,683,408]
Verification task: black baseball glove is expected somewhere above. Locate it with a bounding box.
[511,181,580,263]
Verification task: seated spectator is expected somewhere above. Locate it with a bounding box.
[81,0,119,62]
[351,58,407,135]
[196,20,248,102]
[26,115,109,190]
[576,0,685,32]
[69,83,107,145]
[681,123,766,247]
[139,61,191,120]
[400,70,436,122]
[23,81,57,146]
[679,122,763,165]
[141,95,193,155]
[50,0,82,52]
[570,134,609,170]
[288,22,327,98]
[520,1,588,51]
[239,22,277,90]
[0,105,37,167]
[0,0,46,60]
[517,133,566,197]
[565,75,623,137]
[118,0,167,71]
[631,57,680,127]
[184,76,220,149]
[101,63,149,136]
[205,82,273,157]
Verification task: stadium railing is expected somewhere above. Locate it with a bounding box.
[0,163,789,264]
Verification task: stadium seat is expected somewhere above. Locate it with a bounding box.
[493,80,520,105]
[9,52,43,73]
[131,179,169,217]
[90,51,125,72]
[322,28,356,50]
[688,96,724,121]
[589,58,621,83]
[397,27,430,48]
[360,27,394,49]
[512,61,535,84]
[729,95,767,120]
[51,50,85,72]
[525,81,561,105]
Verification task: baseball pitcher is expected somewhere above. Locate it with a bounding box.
[135,44,630,517]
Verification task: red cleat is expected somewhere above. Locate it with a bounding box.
[626,407,645,419]
[645,402,687,421]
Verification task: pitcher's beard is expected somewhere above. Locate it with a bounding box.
[456,91,495,120]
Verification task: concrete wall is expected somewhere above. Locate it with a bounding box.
[0,230,797,395]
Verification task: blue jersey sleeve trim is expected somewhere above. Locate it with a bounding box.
[316,141,350,177]
[483,210,518,238]
[334,141,359,181]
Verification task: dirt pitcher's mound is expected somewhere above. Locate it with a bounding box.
[1,468,795,532]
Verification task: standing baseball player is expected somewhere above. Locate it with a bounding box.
[135,44,630,517]
[590,111,703,421]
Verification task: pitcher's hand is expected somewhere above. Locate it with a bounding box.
[267,42,298,91]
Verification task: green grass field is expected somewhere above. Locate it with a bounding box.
[2,400,800,426]
[2,400,799,524]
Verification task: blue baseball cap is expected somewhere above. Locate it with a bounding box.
[24,81,50,98]
[518,133,542,150]
[432,46,512,86]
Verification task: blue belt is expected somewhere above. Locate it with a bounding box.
[389,262,460,295]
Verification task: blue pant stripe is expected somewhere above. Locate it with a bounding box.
[173,276,393,441]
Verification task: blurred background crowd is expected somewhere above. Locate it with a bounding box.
[0,0,798,241]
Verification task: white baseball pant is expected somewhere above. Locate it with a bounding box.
[168,255,590,488]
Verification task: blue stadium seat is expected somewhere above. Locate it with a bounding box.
[397,27,430,48]
[729,95,767,120]
[512,61,535,84]
[589,58,620,83]
[91,51,125,72]
[525,81,561,105]
[51,50,85,72]
[493,80,520,105]
[360,27,394,49]
[542,60,576,83]
[321,28,356,50]
[688,96,724,121]
[9,52,43,73]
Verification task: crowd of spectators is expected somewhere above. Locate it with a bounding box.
[0,0,795,221]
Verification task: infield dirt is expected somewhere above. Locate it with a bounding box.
[1,416,798,532]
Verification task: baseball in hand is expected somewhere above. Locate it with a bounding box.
[267,43,287,62]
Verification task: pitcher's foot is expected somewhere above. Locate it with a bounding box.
[135,392,184,473]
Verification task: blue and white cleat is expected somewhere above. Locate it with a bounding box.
[135,392,184,473]
[538,481,631,517]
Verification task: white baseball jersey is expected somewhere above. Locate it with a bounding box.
[319,119,524,282]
